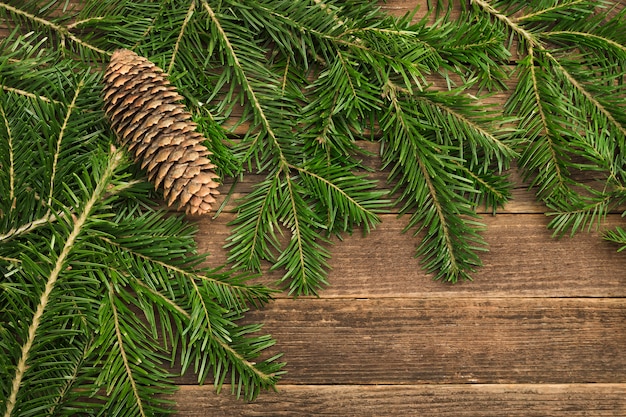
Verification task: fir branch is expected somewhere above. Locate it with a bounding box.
[542,29,626,53]
[199,1,376,294]
[47,77,85,209]
[413,91,518,169]
[168,0,196,74]
[0,210,65,242]
[0,104,14,210]
[200,0,285,164]
[289,162,386,234]
[547,191,615,237]
[453,160,512,212]
[0,85,60,104]
[511,49,571,199]
[544,50,626,138]
[44,334,94,417]
[210,323,281,398]
[380,84,491,282]
[471,0,538,47]
[604,226,626,251]
[3,147,125,417]
[107,284,149,417]
[94,271,175,416]
[102,234,273,311]
[227,177,282,273]
[465,0,625,243]
[513,0,590,22]
[0,1,110,56]
[273,170,330,295]
[85,206,283,401]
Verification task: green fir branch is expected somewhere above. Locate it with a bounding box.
[3,146,126,417]
[604,226,626,252]
[470,0,625,232]
[0,26,283,415]
[380,84,496,282]
[0,1,110,56]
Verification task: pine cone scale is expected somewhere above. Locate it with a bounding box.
[103,49,220,215]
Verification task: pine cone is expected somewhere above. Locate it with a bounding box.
[102,49,220,215]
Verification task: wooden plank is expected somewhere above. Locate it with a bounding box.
[174,384,626,416]
[176,297,626,385]
[207,141,608,216]
[379,0,448,20]
[193,213,626,298]
[209,166,547,216]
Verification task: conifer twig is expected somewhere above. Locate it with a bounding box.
[0,211,63,242]
[0,1,111,56]
[108,284,147,417]
[3,148,125,417]
[0,85,59,104]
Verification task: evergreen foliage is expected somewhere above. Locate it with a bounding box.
[462,0,626,240]
[0,0,624,415]
[0,15,282,416]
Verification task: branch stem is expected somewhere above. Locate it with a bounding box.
[200,0,288,167]
[0,103,15,209]
[108,286,147,417]
[0,211,65,242]
[0,2,110,55]
[528,45,565,189]
[168,0,196,74]
[471,0,538,46]
[545,50,626,138]
[47,78,84,209]
[515,0,588,23]
[0,84,60,104]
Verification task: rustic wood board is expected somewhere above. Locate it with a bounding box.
[175,297,626,385]
[174,384,626,416]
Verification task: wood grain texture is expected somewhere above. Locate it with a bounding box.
[174,384,626,417]
[192,213,626,298]
[176,297,626,385]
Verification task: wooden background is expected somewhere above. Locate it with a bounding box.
[173,0,626,415]
[5,0,623,415]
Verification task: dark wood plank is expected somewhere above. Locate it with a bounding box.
[193,213,626,298]
[177,297,626,385]
[174,384,626,417]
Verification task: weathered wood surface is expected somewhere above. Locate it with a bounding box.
[175,384,626,416]
[193,213,626,299]
[172,0,626,415]
[176,297,626,385]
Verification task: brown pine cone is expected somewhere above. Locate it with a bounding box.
[102,49,220,215]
